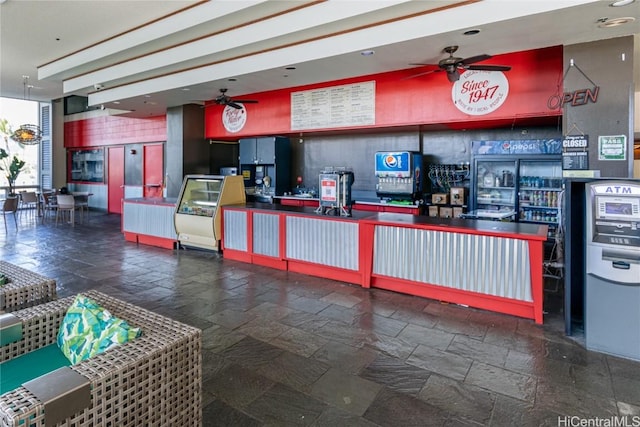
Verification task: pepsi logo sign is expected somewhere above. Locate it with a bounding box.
[384,155,398,168]
[452,70,509,116]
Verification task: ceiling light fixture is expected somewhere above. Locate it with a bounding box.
[10,76,42,145]
[598,16,635,27]
[610,0,635,6]
[463,29,481,36]
[360,50,375,56]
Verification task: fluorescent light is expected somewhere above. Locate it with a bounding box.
[610,0,635,6]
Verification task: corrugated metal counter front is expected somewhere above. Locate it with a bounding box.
[122,197,178,249]
[359,213,548,324]
[222,203,370,284]
[221,205,548,323]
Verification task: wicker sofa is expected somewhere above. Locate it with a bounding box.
[0,261,57,313]
[0,290,202,427]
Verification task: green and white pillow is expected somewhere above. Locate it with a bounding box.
[57,294,141,364]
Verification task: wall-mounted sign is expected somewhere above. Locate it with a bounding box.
[291,81,375,131]
[472,139,561,155]
[562,134,589,170]
[547,87,599,110]
[222,104,247,133]
[452,70,509,116]
[598,135,626,161]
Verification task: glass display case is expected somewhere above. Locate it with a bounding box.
[174,175,245,251]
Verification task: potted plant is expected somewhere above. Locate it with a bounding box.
[0,118,27,197]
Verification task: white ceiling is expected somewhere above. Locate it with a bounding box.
[1,0,639,118]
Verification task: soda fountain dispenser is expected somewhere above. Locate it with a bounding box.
[374,151,423,203]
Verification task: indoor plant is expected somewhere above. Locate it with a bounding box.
[0,118,26,197]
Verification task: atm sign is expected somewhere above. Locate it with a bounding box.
[592,184,640,195]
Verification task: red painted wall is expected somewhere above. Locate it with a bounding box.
[64,115,166,148]
[205,46,562,139]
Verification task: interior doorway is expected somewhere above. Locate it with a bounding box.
[143,144,164,198]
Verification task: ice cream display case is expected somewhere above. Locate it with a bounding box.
[174,174,245,251]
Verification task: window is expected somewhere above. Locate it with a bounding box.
[70,149,104,183]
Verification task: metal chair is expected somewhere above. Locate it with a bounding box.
[72,191,90,222]
[40,192,57,224]
[18,192,38,219]
[55,194,78,226]
[1,197,19,231]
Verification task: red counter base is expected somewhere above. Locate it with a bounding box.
[124,232,176,250]
[370,275,540,323]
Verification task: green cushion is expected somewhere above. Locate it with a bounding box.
[0,344,70,395]
[57,294,141,365]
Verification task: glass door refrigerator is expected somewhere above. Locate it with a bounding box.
[517,158,563,232]
[472,157,518,220]
[471,155,562,230]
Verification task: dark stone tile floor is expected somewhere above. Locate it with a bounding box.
[2,212,640,426]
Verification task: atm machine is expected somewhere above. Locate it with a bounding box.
[585,180,640,361]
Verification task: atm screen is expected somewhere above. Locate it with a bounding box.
[605,202,633,215]
[596,196,640,220]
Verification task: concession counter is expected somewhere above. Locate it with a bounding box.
[222,204,548,323]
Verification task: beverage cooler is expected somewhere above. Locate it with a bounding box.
[174,175,246,251]
[471,154,562,230]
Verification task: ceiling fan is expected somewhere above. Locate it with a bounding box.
[406,45,511,82]
[211,88,258,109]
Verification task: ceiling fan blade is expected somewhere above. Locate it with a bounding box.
[460,54,491,65]
[466,64,511,71]
[227,101,242,109]
[447,69,460,82]
[232,99,258,104]
[401,68,440,80]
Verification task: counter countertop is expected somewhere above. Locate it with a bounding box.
[274,195,319,201]
[274,196,420,209]
[363,212,548,240]
[354,199,420,208]
[224,203,548,239]
[124,197,178,206]
[225,202,373,221]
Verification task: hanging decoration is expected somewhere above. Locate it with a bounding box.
[547,59,599,110]
[10,76,42,145]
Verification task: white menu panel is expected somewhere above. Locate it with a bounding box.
[291,81,375,130]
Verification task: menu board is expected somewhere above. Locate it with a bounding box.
[562,134,589,170]
[291,81,375,130]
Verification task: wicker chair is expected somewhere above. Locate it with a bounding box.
[0,261,57,313]
[0,290,202,427]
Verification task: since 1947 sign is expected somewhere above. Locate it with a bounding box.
[452,70,509,116]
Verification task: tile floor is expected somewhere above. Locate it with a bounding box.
[2,212,639,426]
